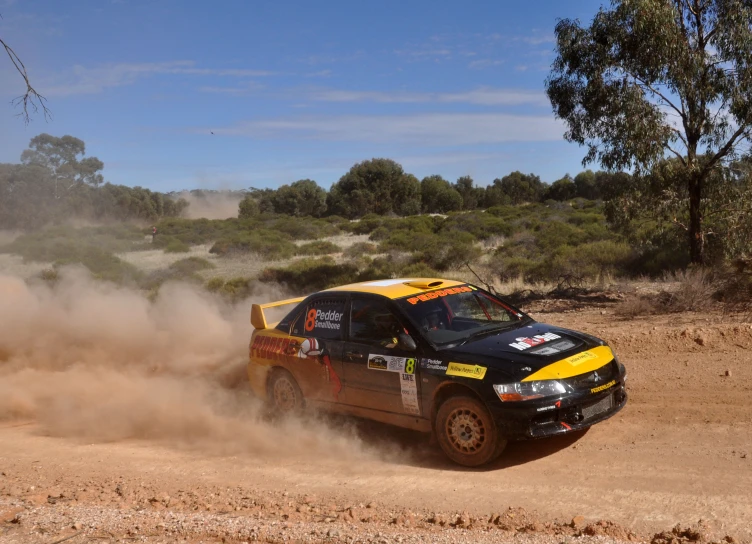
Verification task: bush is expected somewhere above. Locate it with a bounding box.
[259,257,360,293]
[297,240,341,256]
[343,242,379,259]
[440,211,513,240]
[169,256,214,275]
[204,276,257,302]
[209,230,297,259]
[54,246,142,285]
[163,239,190,253]
[2,225,147,261]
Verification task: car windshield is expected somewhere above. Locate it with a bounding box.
[396,284,527,347]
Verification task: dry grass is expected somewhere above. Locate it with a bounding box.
[116,244,219,273]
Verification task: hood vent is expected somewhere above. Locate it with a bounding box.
[405,280,445,290]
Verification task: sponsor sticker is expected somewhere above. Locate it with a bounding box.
[400,372,421,415]
[564,350,598,366]
[509,332,561,351]
[367,356,389,371]
[304,308,344,332]
[590,379,616,394]
[420,358,448,371]
[446,362,487,380]
[536,405,556,412]
[406,285,473,305]
[368,354,412,373]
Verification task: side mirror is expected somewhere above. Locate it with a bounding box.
[398,332,417,351]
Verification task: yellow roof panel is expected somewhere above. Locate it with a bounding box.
[323,277,467,300]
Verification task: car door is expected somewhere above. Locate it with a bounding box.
[286,295,347,403]
[340,295,421,416]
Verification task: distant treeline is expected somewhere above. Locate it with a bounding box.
[240,158,631,219]
[0,134,187,230]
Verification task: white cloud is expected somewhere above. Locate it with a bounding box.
[522,35,555,45]
[208,112,565,146]
[468,59,505,70]
[44,61,276,96]
[310,87,548,107]
[198,82,264,95]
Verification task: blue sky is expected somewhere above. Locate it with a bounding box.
[0,0,605,192]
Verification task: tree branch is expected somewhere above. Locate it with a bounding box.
[701,124,749,176]
[632,76,686,120]
[1,36,51,124]
[666,144,687,166]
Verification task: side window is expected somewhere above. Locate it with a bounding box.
[291,297,346,340]
[350,298,404,347]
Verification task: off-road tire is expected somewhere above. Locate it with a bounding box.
[268,369,305,415]
[435,395,506,467]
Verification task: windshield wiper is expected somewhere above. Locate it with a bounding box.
[457,324,510,345]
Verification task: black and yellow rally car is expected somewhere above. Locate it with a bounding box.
[248,278,627,466]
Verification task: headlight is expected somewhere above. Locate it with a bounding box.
[493,380,566,402]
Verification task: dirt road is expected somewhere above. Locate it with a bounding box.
[2,306,752,543]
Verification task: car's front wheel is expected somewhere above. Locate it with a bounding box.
[435,395,506,467]
[268,369,305,415]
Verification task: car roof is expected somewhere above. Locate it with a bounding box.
[323,277,467,300]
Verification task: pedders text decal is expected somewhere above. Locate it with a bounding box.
[509,332,561,351]
[251,334,297,360]
[250,334,342,401]
[406,285,474,305]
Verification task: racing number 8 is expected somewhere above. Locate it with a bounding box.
[304,308,317,332]
[405,358,415,374]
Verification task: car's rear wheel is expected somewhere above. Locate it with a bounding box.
[268,369,305,414]
[435,395,506,467]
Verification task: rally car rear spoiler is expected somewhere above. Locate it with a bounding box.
[250,297,305,330]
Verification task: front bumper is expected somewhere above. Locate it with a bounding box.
[489,383,628,440]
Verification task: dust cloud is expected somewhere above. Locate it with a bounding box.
[0,269,385,462]
[178,192,244,220]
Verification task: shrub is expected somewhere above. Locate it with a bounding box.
[169,256,214,275]
[614,296,657,318]
[209,230,297,259]
[400,262,442,278]
[259,257,360,293]
[440,211,512,240]
[3,225,147,261]
[350,214,385,235]
[54,246,142,285]
[297,240,341,256]
[163,239,190,253]
[343,242,379,259]
[204,277,257,302]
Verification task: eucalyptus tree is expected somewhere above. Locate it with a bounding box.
[547,0,752,263]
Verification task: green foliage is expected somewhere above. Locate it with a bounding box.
[328,158,421,218]
[238,195,260,218]
[453,176,484,210]
[163,239,191,253]
[0,135,187,230]
[259,257,360,293]
[205,276,257,302]
[271,179,328,217]
[544,175,577,201]
[296,240,341,256]
[343,242,379,259]
[420,175,462,213]
[2,225,147,260]
[546,0,752,263]
[439,212,512,240]
[209,230,297,259]
[487,172,545,206]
